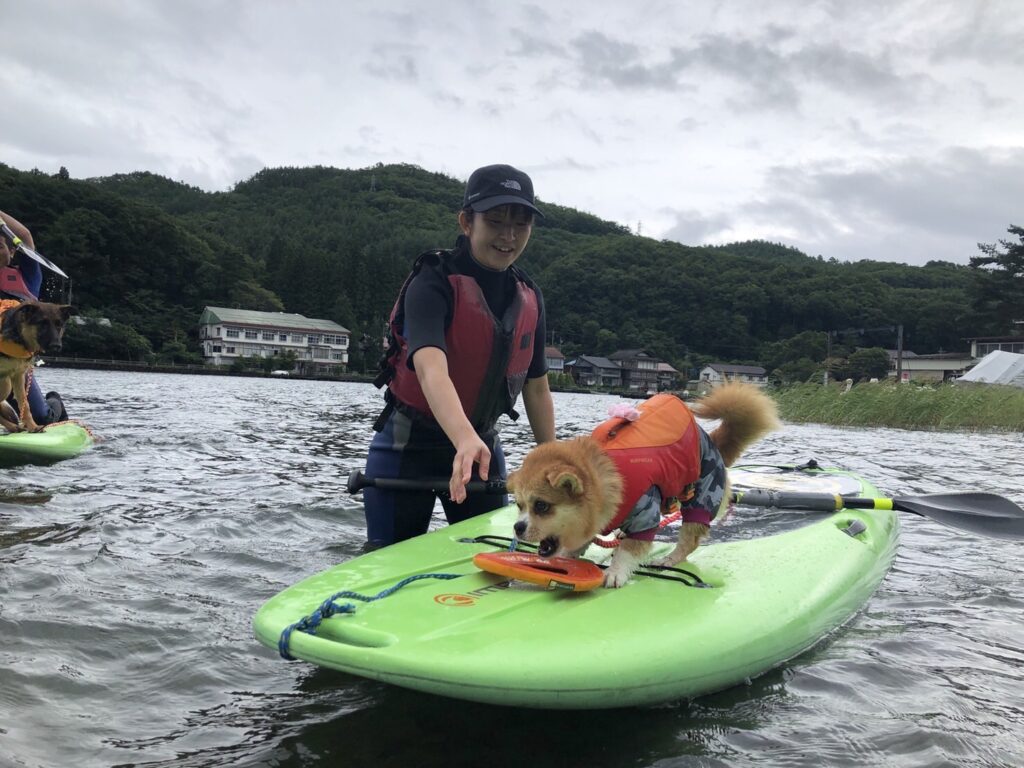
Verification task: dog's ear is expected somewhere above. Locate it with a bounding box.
[13,302,40,319]
[547,467,583,497]
[59,305,76,320]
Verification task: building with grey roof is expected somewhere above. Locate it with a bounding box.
[199,306,350,373]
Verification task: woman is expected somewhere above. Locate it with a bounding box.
[363,164,555,548]
[0,210,68,425]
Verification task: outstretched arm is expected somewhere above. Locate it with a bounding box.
[0,210,35,249]
[412,346,492,504]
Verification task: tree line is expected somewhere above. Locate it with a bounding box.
[0,162,1019,382]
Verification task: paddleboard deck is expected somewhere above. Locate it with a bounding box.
[0,422,94,467]
[253,465,899,708]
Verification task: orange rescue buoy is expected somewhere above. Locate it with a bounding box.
[473,551,604,591]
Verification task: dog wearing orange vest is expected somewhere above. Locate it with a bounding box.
[0,300,74,433]
[507,383,779,587]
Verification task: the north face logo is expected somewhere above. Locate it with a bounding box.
[500,180,523,191]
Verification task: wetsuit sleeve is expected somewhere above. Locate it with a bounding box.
[527,285,548,378]
[402,268,452,371]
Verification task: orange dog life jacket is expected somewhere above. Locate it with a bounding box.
[591,393,701,534]
[0,299,33,359]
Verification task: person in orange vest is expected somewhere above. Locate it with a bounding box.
[0,210,69,425]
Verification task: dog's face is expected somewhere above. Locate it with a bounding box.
[2,302,75,355]
[508,438,619,558]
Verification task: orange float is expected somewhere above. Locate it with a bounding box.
[473,551,604,592]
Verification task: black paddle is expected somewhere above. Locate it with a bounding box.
[0,222,70,278]
[345,469,1024,540]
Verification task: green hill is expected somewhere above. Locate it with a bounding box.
[0,162,995,374]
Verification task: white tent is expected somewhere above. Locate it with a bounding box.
[956,350,1024,388]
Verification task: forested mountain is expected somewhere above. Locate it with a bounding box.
[0,162,1014,377]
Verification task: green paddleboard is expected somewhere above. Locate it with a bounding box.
[0,422,94,467]
[254,465,899,708]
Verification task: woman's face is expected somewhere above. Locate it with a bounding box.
[460,204,533,271]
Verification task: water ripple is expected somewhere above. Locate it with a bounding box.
[1,371,1022,768]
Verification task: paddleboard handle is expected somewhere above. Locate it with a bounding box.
[733,489,845,511]
[346,469,507,496]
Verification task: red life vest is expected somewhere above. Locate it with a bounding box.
[383,251,540,431]
[591,394,702,534]
[0,267,37,301]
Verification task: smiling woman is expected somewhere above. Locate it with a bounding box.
[361,164,556,550]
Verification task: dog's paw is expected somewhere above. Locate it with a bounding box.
[653,549,686,568]
[603,566,632,588]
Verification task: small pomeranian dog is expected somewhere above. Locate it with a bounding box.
[508,383,779,587]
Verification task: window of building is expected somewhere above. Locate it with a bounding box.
[279,334,288,341]
[245,330,258,339]
[226,346,236,353]
[226,328,240,338]
[308,334,320,344]
[291,334,304,343]
[212,345,222,353]
[263,332,275,340]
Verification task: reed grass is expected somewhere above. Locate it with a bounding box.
[772,381,1024,431]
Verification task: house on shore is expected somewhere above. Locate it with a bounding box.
[565,355,622,388]
[198,306,349,375]
[889,352,975,383]
[966,335,1024,358]
[656,362,682,391]
[609,349,660,392]
[544,346,565,374]
[699,364,769,389]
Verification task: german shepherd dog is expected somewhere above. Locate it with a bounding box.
[0,301,74,432]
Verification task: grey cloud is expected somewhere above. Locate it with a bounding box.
[670,34,928,112]
[661,209,736,244]
[768,147,1024,239]
[510,30,567,58]
[930,1,1024,66]
[570,31,692,91]
[667,147,1024,264]
[363,55,419,83]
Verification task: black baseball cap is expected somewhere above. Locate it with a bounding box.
[462,164,544,217]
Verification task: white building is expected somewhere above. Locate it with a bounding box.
[699,364,769,388]
[544,346,565,373]
[199,306,349,374]
[889,352,974,383]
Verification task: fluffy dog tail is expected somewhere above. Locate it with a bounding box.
[689,382,780,466]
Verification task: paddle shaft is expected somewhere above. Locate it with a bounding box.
[350,471,894,510]
[346,470,1024,539]
[0,222,69,278]
[346,470,505,495]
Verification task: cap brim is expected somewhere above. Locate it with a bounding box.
[469,195,544,217]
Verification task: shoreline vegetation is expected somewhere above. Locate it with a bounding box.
[772,381,1024,432]
[46,358,1024,431]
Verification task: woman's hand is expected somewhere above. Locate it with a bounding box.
[449,432,491,504]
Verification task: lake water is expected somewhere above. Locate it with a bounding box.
[1,370,1022,768]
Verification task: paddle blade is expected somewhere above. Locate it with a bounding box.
[894,492,1024,540]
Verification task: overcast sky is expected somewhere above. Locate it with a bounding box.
[2,1,1022,266]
